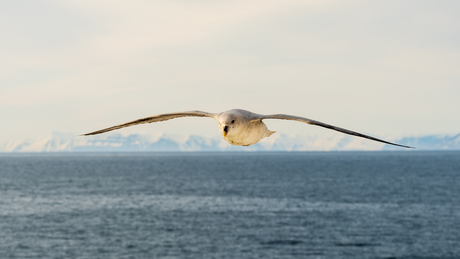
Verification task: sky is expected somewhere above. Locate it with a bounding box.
[1,0,459,142]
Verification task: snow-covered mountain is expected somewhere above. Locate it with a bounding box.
[1,132,459,152]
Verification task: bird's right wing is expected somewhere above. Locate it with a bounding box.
[83,111,216,136]
[259,114,413,149]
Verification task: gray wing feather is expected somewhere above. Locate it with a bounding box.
[260,114,413,149]
[83,111,216,136]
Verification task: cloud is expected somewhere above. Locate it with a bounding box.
[1,0,460,140]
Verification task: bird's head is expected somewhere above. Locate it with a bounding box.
[217,113,241,139]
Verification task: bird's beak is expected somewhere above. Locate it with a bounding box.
[223,125,228,137]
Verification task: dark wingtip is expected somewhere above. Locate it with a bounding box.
[80,132,97,136]
[393,143,415,149]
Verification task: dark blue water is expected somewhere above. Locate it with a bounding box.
[0,152,459,259]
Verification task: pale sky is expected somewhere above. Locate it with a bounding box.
[1,0,459,141]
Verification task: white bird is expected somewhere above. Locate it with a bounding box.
[83,109,412,148]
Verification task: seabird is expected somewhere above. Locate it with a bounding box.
[83,109,412,148]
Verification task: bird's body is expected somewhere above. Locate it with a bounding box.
[216,109,274,146]
[83,109,412,148]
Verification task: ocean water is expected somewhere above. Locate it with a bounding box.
[0,151,459,259]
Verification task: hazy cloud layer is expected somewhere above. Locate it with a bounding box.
[1,0,459,141]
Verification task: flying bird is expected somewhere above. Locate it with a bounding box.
[83,109,412,148]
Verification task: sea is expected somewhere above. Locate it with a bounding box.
[0,151,459,259]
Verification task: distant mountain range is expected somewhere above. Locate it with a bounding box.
[1,132,459,152]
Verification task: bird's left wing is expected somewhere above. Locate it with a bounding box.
[83,111,216,136]
[258,114,413,148]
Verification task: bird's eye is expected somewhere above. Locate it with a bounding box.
[231,120,235,124]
